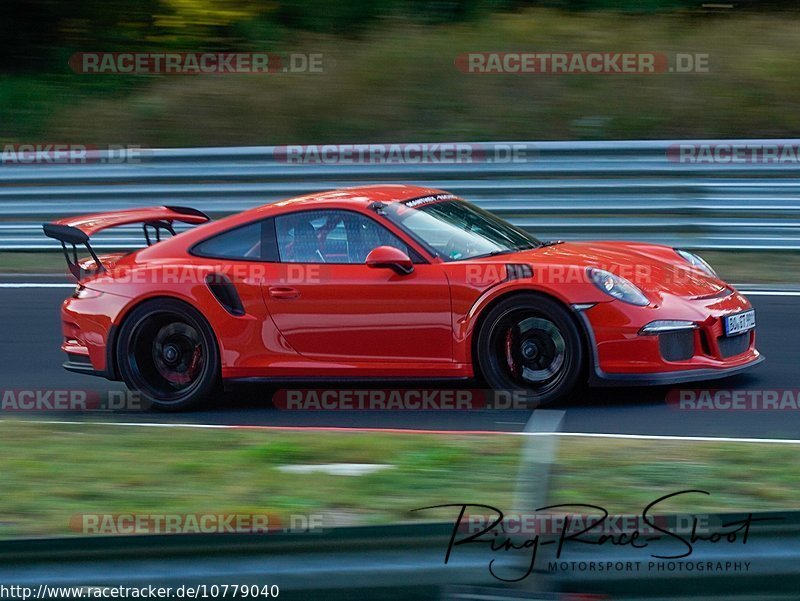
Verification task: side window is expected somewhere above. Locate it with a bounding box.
[193,220,277,260]
[275,210,410,264]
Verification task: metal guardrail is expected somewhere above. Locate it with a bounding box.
[0,524,506,600]
[4,139,800,250]
[2,513,797,600]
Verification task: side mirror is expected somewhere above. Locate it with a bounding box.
[366,246,414,276]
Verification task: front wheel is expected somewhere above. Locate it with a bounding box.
[475,294,585,408]
[116,299,221,411]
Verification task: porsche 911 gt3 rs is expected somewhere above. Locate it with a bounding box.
[43,185,763,410]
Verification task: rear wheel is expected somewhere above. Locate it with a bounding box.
[116,299,220,411]
[475,294,584,408]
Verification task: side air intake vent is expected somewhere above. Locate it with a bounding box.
[205,273,245,316]
[506,264,533,280]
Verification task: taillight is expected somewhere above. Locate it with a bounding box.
[72,285,103,299]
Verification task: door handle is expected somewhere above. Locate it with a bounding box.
[269,286,300,300]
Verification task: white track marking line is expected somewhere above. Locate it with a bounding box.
[549,432,800,444]
[3,418,800,444]
[0,283,74,288]
[739,290,800,296]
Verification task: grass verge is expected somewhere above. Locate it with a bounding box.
[8,9,800,144]
[0,422,798,539]
[0,253,69,274]
[549,436,800,513]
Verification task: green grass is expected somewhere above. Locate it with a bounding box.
[697,250,800,284]
[0,422,798,539]
[0,422,520,538]
[549,437,800,514]
[6,9,800,144]
[0,253,69,274]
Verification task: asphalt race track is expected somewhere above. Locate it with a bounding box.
[1,284,798,438]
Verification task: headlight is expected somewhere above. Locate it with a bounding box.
[587,267,649,306]
[675,249,718,278]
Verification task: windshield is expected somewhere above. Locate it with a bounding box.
[384,197,540,261]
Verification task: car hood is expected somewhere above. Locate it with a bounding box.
[496,241,727,298]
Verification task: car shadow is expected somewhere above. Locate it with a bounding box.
[562,372,764,408]
[213,371,764,413]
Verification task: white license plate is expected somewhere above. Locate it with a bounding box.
[724,309,756,337]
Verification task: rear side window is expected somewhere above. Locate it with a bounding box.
[193,220,278,260]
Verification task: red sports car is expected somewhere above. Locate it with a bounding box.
[44,185,762,410]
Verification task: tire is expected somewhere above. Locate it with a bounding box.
[475,293,585,408]
[115,298,221,411]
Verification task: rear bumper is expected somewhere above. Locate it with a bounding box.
[63,353,108,378]
[61,294,125,381]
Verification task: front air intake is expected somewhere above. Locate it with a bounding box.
[658,330,695,362]
[718,333,751,358]
[205,273,245,316]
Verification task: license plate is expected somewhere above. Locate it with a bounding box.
[724,309,756,337]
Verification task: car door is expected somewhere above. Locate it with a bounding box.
[261,208,453,363]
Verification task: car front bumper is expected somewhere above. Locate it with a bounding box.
[577,287,764,386]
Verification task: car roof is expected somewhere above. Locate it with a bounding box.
[241,184,451,218]
[139,184,455,257]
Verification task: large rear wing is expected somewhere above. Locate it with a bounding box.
[43,205,210,280]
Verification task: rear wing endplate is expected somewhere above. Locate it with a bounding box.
[42,205,210,280]
[42,223,106,280]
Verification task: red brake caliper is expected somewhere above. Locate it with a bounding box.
[505,328,517,376]
[186,345,203,380]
